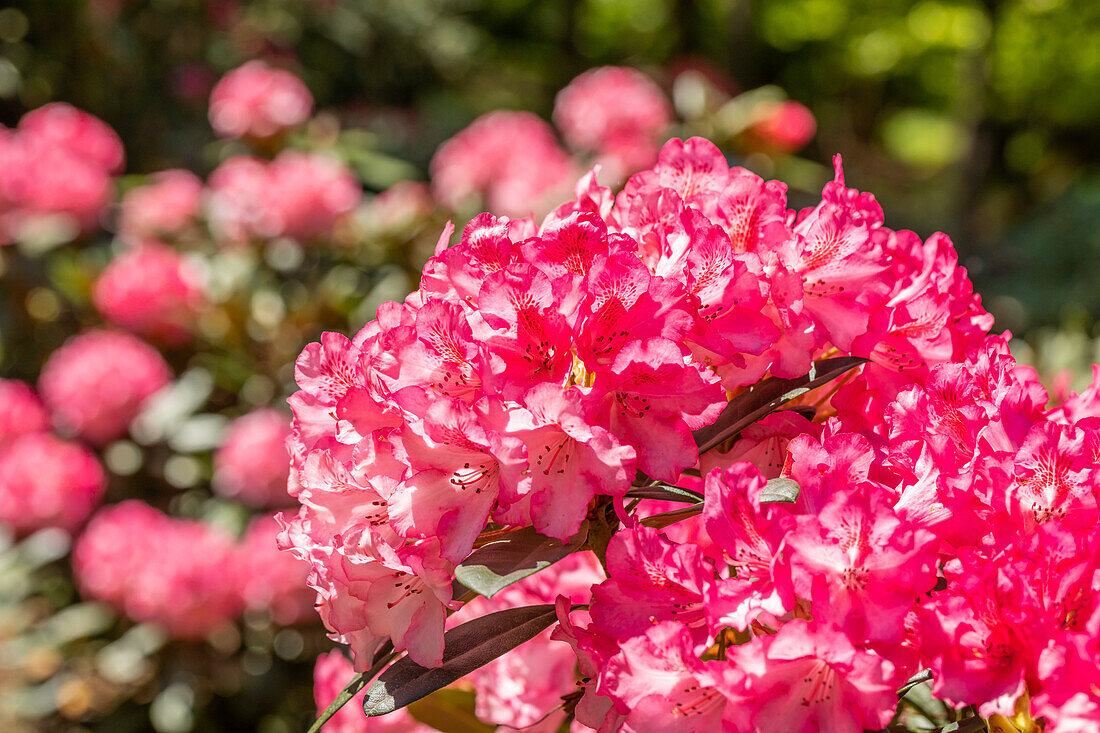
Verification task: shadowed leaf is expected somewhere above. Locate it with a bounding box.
[692,356,866,454]
[364,605,560,717]
[625,482,704,504]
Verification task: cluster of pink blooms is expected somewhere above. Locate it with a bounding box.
[0,103,124,243]
[92,243,207,344]
[431,67,672,218]
[213,408,294,508]
[205,151,361,244]
[208,60,314,140]
[39,329,171,445]
[117,169,204,246]
[0,379,107,535]
[554,66,672,183]
[286,135,1100,731]
[74,502,310,637]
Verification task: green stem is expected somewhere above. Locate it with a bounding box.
[307,645,396,733]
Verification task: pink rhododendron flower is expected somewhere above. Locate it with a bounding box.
[263,151,362,241]
[0,104,123,241]
[0,433,105,534]
[723,621,899,733]
[554,66,671,182]
[73,502,243,637]
[275,134,1100,730]
[234,515,313,625]
[17,102,125,174]
[749,100,817,152]
[430,111,577,217]
[117,169,204,245]
[92,243,206,344]
[213,409,293,507]
[205,152,360,243]
[205,155,271,244]
[208,60,314,139]
[38,329,171,445]
[0,379,50,446]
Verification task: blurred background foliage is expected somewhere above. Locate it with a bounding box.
[1,1,1099,731]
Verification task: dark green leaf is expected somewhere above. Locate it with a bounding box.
[364,604,560,717]
[625,482,704,504]
[639,504,703,528]
[454,523,589,599]
[760,477,800,504]
[692,356,866,454]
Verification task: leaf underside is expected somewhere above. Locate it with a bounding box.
[454,523,589,599]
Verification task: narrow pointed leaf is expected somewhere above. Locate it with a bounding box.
[625,482,704,504]
[639,504,703,529]
[364,604,560,717]
[897,668,934,697]
[453,523,588,599]
[760,477,800,504]
[692,356,866,454]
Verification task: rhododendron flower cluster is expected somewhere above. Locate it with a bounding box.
[213,408,293,507]
[0,103,124,243]
[291,135,1100,732]
[38,329,171,445]
[0,378,49,446]
[430,67,674,218]
[117,169,204,246]
[92,243,207,344]
[74,503,309,637]
[206,151,361,244]
[0,432,106,535]
[208,60,314,140]
[430,111,577,218]
[554,66,672,182]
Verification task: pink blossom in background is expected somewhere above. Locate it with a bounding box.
[205,155,270,244]
[208,60,314,139]
[263,151,362,241]
[92,243,206,344]
[73,502,243,638]
[213,409,293,507]
[750,100,817,153]
[430,110,576,217]
[313,650,435,733]
[206,153,360,243]
[235,515,313,625]
[18,102,125,174]
[117,169,204,245]
[554,66,671,181]
[0,104,123,242]
[0,379,50,446]
[0,433,105,535]
[366,180,433,231]
[38,329,171,445]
